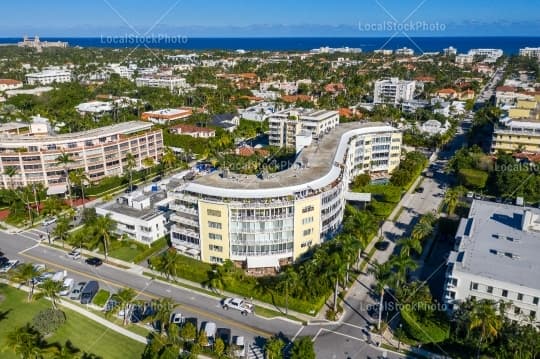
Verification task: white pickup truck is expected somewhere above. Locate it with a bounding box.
[222,297,253,315]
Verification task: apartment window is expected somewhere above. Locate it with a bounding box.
[207,209,221,217]
[302,216,314,225]
[302,205,314,213]
[502,290,508,298]
[471,282,478,291]
[210,256,223,264]
[209,233,222,241]
[303,228,313,236]
[487,286,493,294]
[530,311,536,319]
[514,307,521,315]
[301,240,312,248]
[534,297,539,305]
[208,221,222,229]
[517,293,524,301]
[209,244,223,253]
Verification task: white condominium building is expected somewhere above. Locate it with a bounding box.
[135,76,189,93]
[168,122,401,273]
[96,188,171,245]
[445,200,540,323]
[373,78,416,104]
[26,69,72,85]
[0,121,163,194]
[520,47,540,59]
[268,108,340,150]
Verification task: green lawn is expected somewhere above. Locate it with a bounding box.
[108,245,142,262]
[0,284,146,359]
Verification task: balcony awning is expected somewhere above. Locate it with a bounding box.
[246,256,280,269]
[47,185,67,195]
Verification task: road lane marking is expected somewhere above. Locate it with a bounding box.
[18,251,272,338]
[320,328,365,342]
[312,328,323,342]
[340,322,365,330]
[292,325,304,341]
[19,243,40,254]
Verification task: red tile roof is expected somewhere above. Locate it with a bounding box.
[0,79,22,85]
[496,86,517,93]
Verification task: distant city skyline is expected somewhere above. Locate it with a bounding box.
[0,0,539,37]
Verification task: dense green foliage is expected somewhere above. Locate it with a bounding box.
[31,308,66,336]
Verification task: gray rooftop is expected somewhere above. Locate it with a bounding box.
[99,190,168,221]
[183,121,398,197]
[450,200,540,289]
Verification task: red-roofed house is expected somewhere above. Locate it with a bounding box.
[169,124,215,138]
[436,88,458,99]
[324,83,346,94]
[141,108,192,124]
[281,94,313,103]
[0,79,23,91]
[414,76,435,83]
[459,89,475,101]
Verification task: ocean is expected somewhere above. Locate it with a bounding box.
[1,37,540,54]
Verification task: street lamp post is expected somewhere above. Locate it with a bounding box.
[46,225,51,245]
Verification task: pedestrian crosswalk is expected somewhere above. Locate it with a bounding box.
[18,228,48,242]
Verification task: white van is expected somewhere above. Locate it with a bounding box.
[59,278,75,296]
[42,217,57,226]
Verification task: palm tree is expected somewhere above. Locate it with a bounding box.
[10,263,43,302]
[397,237,422,258]
[35,279,63,310]
[419,212,437,226]
[142,156,155,177]
[160,147,177,175]
[42,197,65,218]
[468,299,503,356]
[390,255,418,287]
[278,266,299,315]
[124,153,136,193]
[55,151,75,207]
[50,341,80,359]
[92,215,116,261]
[3,166,18,189]
[411,221,433,242]
[145,297,175,335]
[5,324,43,359]
[328,252,347,312]
[69,169,89,209]
[155,250,179,280]
[343,206,377,268]
[443,188,460,216]
[337,233,359,284]
[368,260,394,331]
[114,287,138,326]
[52,216,71,248]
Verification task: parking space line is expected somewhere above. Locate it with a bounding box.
[18,251,273,338]
[19,243,40,254]
[292,325,304,341]
[312,328,323,342]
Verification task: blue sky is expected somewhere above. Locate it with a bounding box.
[0,0,539,36]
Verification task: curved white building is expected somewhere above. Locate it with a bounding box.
[169,122,402,273]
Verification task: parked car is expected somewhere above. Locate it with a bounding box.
[70,282,87,300]
[0,257,8,266]
[415,186,425,193]
[85,257,103,267]
[0,259,19,273]
[374,241,390,251]
[234,336,246,358]
[222,298,253,315]
[170,312,184,325]
[42,217,57,226]
[202,322,216,346]
[124,185,138,193]
[80,281,99,304]
[66,249,81,260]
[33,263,46,272]
[59,278,75,296]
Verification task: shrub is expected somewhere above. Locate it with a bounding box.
[401,307,449,344]
[458,168,488,190]
[31,308,66,335]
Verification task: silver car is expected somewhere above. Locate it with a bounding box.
[69,282,86,300]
